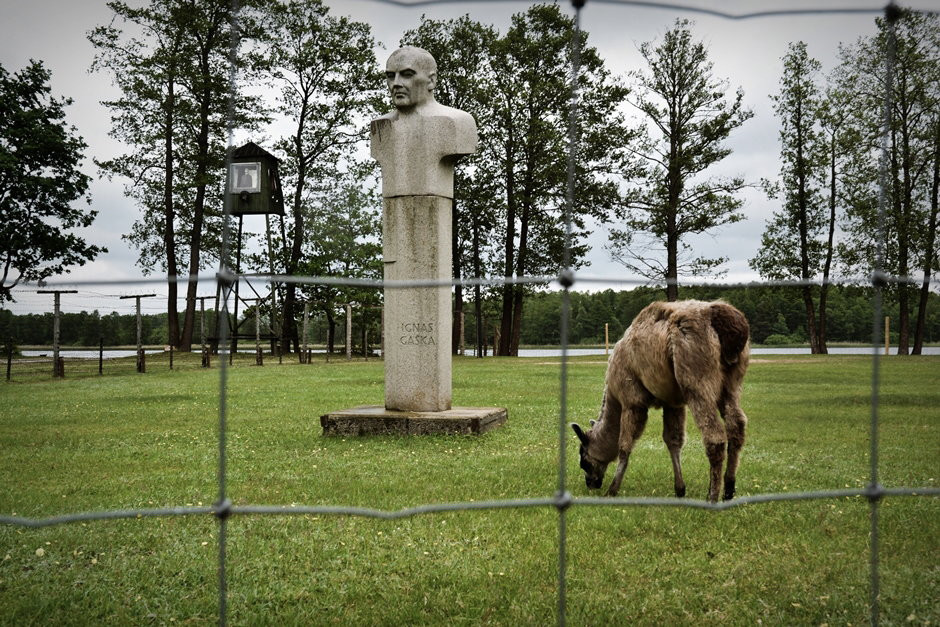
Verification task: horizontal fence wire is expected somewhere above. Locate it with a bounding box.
[2,2,939,627]
[3,487,939,529]
[17,269,931,294]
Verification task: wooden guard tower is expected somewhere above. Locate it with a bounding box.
[222,142,286,360]
[229,141,285,216]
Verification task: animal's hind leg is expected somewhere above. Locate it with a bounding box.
[686,394,727,503]
[720,399,748,501]
[662,405,686,497]
[606,406,649,497]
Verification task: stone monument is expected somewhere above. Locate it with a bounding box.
[320,46,507,435]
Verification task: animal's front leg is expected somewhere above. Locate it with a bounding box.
[607,406,648,496]
[605,450,631,496]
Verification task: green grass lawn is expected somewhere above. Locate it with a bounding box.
[1,353,937,625]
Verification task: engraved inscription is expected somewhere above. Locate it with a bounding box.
[399,321,436,346]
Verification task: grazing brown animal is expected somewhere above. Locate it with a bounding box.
[571,300,750,502]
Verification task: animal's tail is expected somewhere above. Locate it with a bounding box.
[709,303,750,366]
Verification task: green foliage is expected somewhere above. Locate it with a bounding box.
[751,41,827,283]
[512,285,940,346]
[89,0,263,349]
[0,356,937,624]
[238,0,381,352]
[609,19,753,299]
[403,6,632,355]
[833,11,940,353]
[0,60,104,302]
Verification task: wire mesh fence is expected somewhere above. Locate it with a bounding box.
[2,1,939,626]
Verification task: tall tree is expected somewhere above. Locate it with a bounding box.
[90,0,257,351]
[837,10,939,354]
[814,82,855,353]
[400,15,500,357]
[750,42,830,353]
[0,60,104,302]
[490,4,631,355]
[608,19,752,301]
[914,112,940,354]
[295,165,382,354]
[249,0,379,354]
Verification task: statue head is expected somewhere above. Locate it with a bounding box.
[385,46,437,111]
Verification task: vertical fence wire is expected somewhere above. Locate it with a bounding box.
[216,1,243,624]
[556,3,585,623]
[868,5,899,625]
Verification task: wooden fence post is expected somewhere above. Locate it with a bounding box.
[120,294,157,373]
[37,289,77,378]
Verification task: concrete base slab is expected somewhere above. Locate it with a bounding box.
[321,405,508,436]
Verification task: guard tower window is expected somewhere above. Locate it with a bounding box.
[231,162,261,193]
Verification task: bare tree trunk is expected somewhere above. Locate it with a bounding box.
[817,132,839,355]
[665,148,681,302]
[180,41,218,353]
[499,141,516,358]
[325,306,336,355]
[452,197,462,355]
[509,197,531,356]
[472,214,484,359]
[913,119,940,354]
[163,70,180,349]
[801,286,820,353]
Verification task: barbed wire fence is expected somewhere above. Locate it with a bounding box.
[2,1,940,626]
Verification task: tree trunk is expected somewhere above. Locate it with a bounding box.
[665,130,681,302]
[499,134,516,357]
[325,306,335,354]
[665,228,679,302]
[509,191,532,356]
[912,118,940,354]
[801,286,819,353]
[817,131,839,355]
[282,101,310,358]
[452,196,462,355]
[472,213,483,359]
[794,112,821,354]
[180,44,216,353]
[895,125,911,355]
[163,71,180,349]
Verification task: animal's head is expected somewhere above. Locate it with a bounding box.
[571,421,609,490]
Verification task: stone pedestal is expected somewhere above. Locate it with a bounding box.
[382,195,452,412]
[321,406,507,436]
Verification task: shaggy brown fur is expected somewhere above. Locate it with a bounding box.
[571,300,750,502]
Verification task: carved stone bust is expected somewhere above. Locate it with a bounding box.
[370,46,477,199]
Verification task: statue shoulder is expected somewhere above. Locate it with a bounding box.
[372,110,398,126]
[432,103,475,128]
[425,103,477,153]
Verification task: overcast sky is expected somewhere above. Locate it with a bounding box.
[2,0,931,315]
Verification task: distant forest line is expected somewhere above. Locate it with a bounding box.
[2,285,937,349]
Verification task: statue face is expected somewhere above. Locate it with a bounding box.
[385,49,436,110]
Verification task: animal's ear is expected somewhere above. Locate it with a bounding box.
[571,423,589,445]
